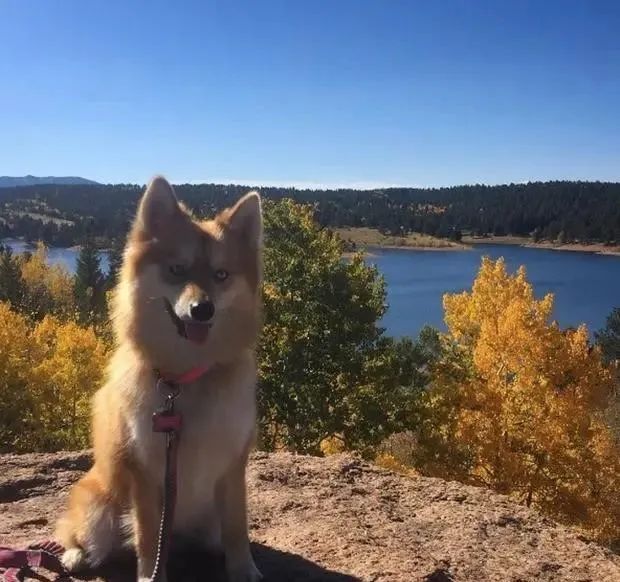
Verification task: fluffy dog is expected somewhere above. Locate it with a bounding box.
[56,176,263,582]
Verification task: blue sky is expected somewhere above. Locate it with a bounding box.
[1,0,619,187]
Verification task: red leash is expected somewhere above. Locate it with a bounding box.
[0,366,208,582]
[145,366,209,582]
[148,375,183,582]
[0,541,69,582]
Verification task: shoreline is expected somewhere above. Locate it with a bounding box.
[463,236,620,257]
[525,242,620,256]
[365,242,470,252]
[342,243,470,259]
[335,227,470,254]
[5,235,619,258]
[1,238,111,253]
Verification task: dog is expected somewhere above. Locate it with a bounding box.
[56,176,263,582]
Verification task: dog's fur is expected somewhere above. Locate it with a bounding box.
[56,177,263,582]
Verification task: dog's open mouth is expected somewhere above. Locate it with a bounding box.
[163,298,210,344]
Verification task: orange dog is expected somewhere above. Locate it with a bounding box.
[56,177,263,582]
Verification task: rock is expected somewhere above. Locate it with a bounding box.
[0,451,618,581]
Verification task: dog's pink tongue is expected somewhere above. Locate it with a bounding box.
[184,322,209,344]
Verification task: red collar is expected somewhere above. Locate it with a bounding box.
[156,365,209,385]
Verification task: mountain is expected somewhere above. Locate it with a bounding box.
[0,175,100,188]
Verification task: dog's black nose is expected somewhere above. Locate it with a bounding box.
[189,300,215,322]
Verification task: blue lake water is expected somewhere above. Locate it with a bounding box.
[4,240,619,338]
[3,240,110,273]
[371,244,620,337]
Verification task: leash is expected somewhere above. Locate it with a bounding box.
[0,541,69,582]
[147,365,209,582]
[0,366,208,582]
[148,376,182,582]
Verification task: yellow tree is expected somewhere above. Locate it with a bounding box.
[0,301,109,452]
[30,316,109,449]
[0,302,38,451]
[19,242,74,318]
[417,258,619,544]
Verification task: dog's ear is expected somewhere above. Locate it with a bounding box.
[134,176,182,238]
[224,192,263,249]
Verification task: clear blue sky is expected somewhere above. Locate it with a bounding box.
[1,0,619,187]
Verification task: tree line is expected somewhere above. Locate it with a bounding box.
[1,180,619,246]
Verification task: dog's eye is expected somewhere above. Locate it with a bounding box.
[169,264,189,278]
[214,269,229,282]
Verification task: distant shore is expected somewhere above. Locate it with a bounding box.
[335,227,470,253]
[462,235,620,256]
[1,237,111,253]
[339,229,620,257]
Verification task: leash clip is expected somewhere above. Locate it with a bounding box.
[153,379,182,433]
[156,378,181,411]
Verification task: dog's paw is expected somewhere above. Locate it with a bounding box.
[138,568,167,582]
[61,547,87,572]
[227,558,263,582]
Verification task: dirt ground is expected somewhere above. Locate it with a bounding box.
[1,451,618,581]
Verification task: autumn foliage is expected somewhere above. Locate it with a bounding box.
[19,242,75,318]
[412,258,619,543]
[0,302,109,451]
[0,241,110,452]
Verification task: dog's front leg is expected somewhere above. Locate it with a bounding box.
[131,470,164,582]
[216,455,262,582]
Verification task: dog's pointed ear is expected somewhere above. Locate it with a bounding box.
[225,191,262,248]
[135,176,182,238]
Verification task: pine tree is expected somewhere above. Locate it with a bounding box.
[74,237,104,323]
[0,245,24,308]
[596,307,620,364]
[106,236,125,289]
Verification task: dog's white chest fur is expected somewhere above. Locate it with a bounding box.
[127,358,257,536]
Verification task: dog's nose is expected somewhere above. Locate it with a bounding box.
[189,300,215,322]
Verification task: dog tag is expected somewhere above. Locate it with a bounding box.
[152,409,182,433]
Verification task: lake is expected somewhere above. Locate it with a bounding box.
[371,244,620,337]
[3,240,619,338]
[3,240,111,274]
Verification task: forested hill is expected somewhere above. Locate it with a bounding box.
[0,180,619,246]
[0,175,99,187]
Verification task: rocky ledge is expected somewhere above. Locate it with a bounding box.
[0,451,618,581]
